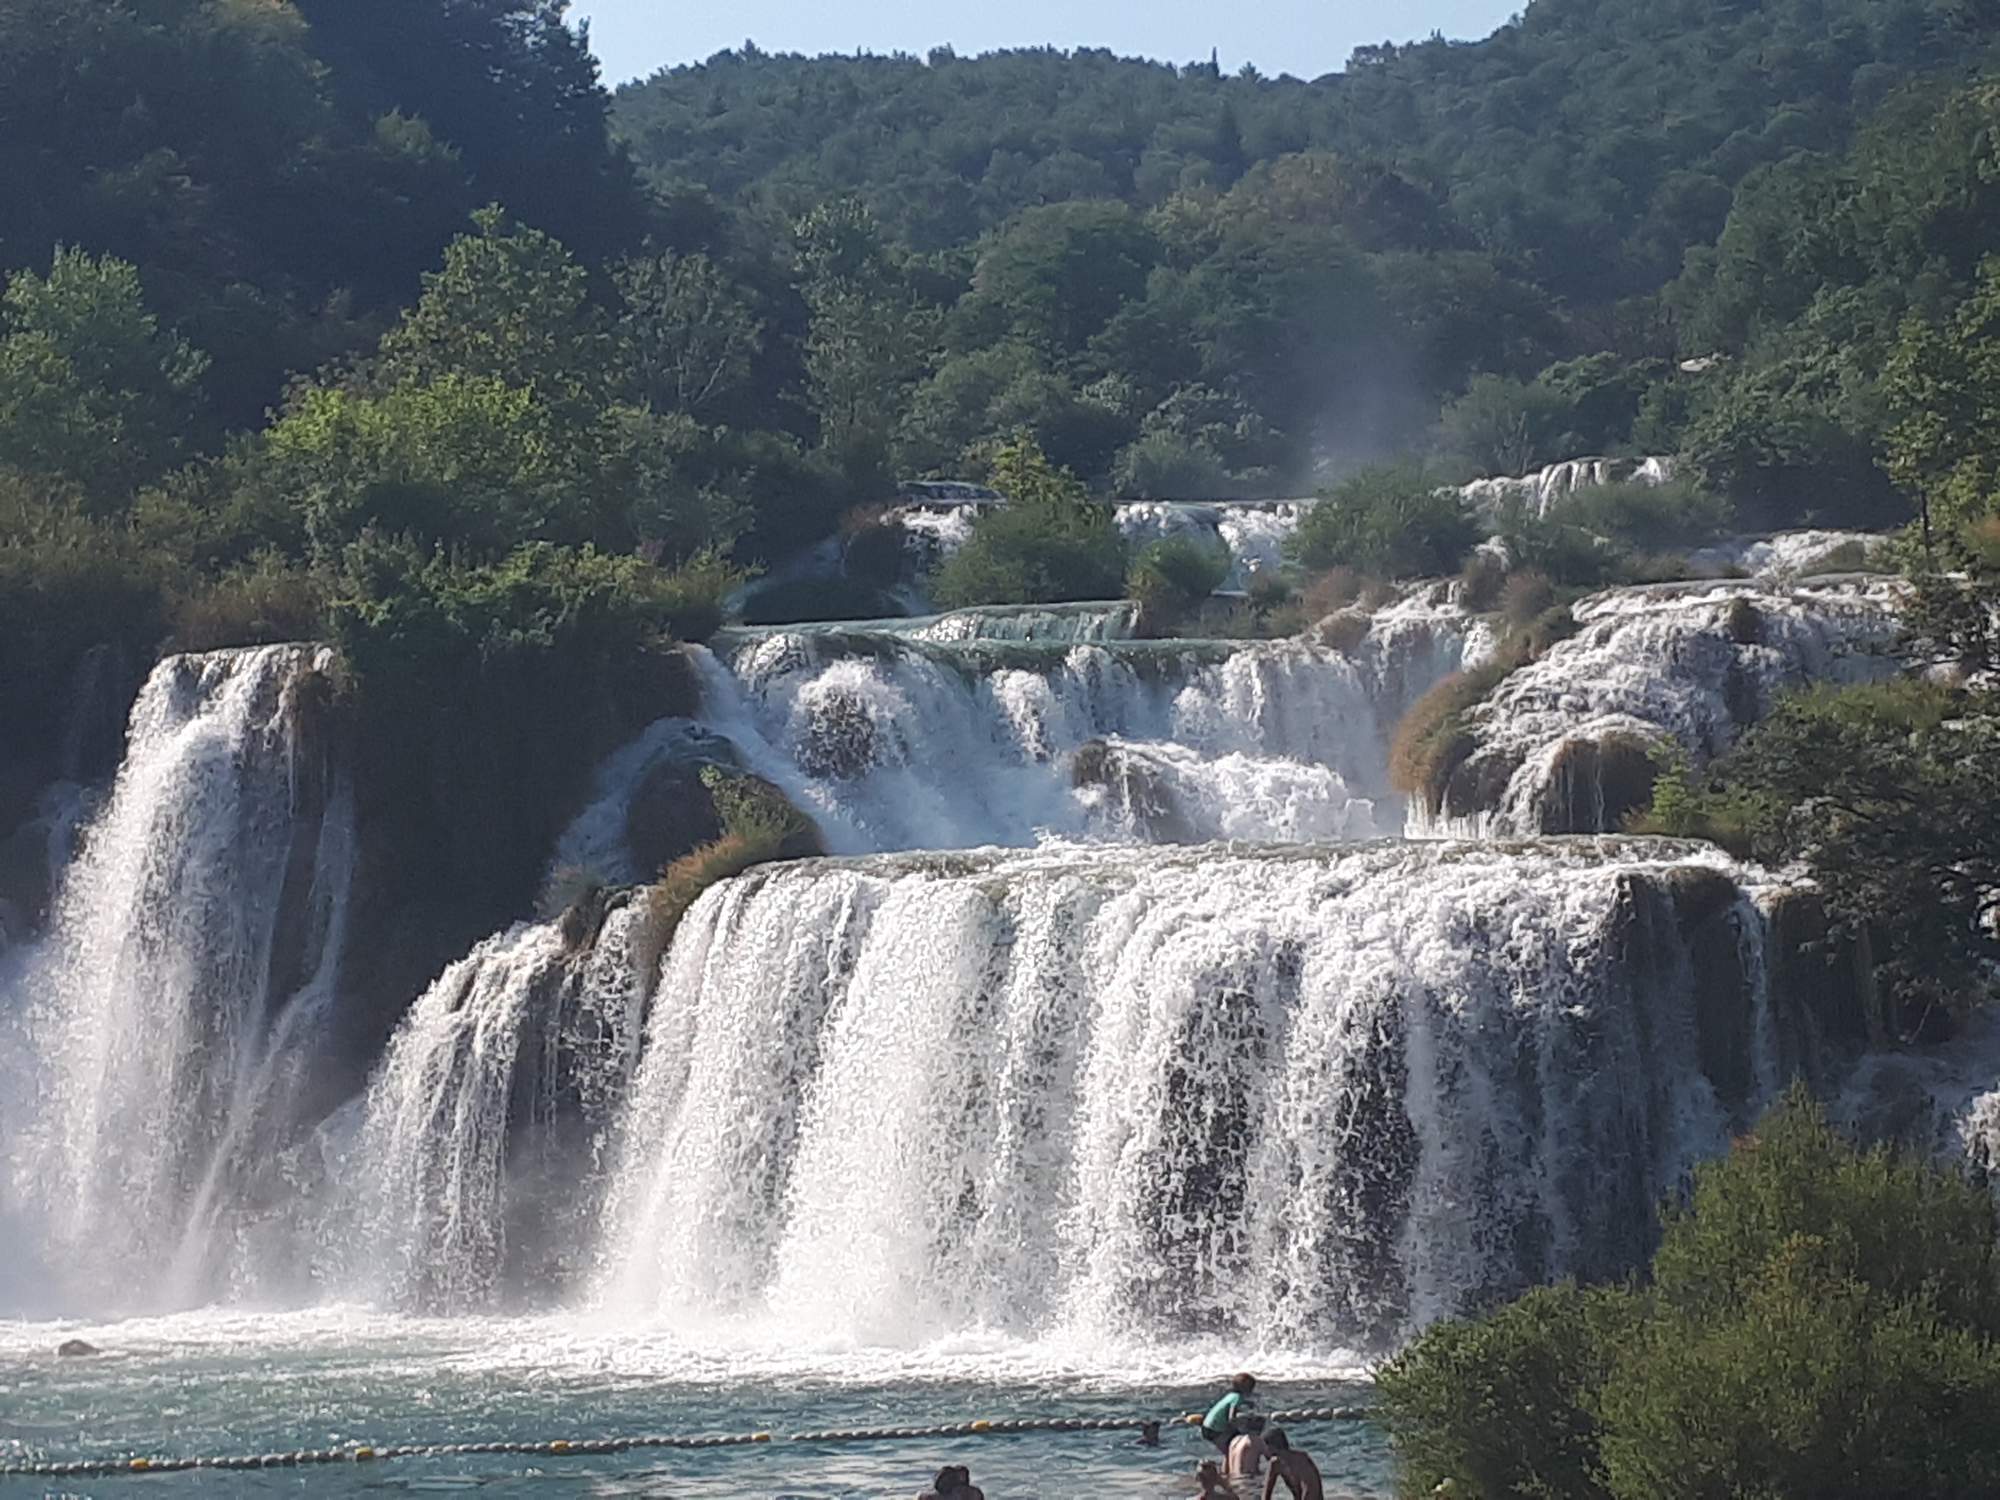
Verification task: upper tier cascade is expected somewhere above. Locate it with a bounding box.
[1413,577,1905,838]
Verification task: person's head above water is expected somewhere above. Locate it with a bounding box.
[1264,1428,1290,1453]
[1138,1420,1161,1445]
[1232,1371,1256,1395]
[931,1466,962,1493]
[1242,1414,1267,1435]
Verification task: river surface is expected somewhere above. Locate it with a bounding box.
[0,1313,1387,1497]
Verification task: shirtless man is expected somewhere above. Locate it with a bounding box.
[1260,1429,1324,1500]
[1227,1414,1269,1485]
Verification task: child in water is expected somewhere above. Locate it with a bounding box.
[1199,1372,1256,1453]
[1195,1458,1235,1499]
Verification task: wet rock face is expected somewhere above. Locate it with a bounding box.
[622,761,727,875]
[796,686,886,780]
[1536,732,1660,836]
[1069,738,1199,844]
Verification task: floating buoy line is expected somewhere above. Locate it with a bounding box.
[0,1407,1368,1479]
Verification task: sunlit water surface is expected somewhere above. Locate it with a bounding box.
[0,1312,1389,1497]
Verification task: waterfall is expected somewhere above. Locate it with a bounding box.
[9,645,353,1312]
[1458,455,1677,520]
[592,839,1799,1351]
[1114,501,1310,590]
[1421,578,1904,836]
[334,902,647,1311]
[686,616,1476,855]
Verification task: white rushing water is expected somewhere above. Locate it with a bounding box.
[5,645,354,1314]
[1458,456,1677,520]
[592,839,1789,1352]
[1420,578,1905,836]
[333,903,649,1312]
[683,615,1478,856]
[1114,502,1310,590]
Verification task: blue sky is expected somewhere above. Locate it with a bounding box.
[575,0,1525,85]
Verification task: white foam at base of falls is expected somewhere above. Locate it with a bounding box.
[6,645,353,1314]
[594,839,1780,1351]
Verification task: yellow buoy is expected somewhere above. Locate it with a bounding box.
[352,1447,376,1462]
[551,1440,571,1453]
[752,1433,772,1443]
[970,1421,991,1433]
[129,1458,152,1472]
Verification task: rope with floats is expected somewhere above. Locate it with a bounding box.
[0,1407,1369,1479]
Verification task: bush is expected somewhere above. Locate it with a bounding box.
[1638,678,2000,1036]
[0,481,168,790]
[841,506,911,587]
[930,436,1127,607]
[169,549,328,651]
[1388,658,1511,813]
[1128,535,1231,635]
[1496,501,1623,588]
[1377,1283,1632,1500]
[1380,1088,2000,1500]
[1563,478,1734,552]
[1300,566,1395,618]
[1498,569,1556,629]
[332,537,697,928]
[1435,373,1580,479]
[651,548,746,641]
[1457,549,1507,611]
[1289,464,1480,578]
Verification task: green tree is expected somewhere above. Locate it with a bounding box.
[1884,256,2000,548]
[954,202,1161,356]
[377,207,613,413]
[930,435,1126,606]
[795,199,937,488]
[1380,1089,2000,1500]
[613,251,764,417]
[1289,464,1479,577]
[1436,374,1579,479]
[0,249,207,508]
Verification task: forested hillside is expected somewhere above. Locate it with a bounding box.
[615,0,1980,299]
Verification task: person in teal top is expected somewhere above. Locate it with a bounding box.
[1200,1372,1257,1453]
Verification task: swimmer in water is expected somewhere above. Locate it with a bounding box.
[1260,1429,1324,1500]
[1137,1420,1162,1446]
[1196,1459,1235,1499]
[1227,1413,1269,1484]
[918,1465,984,1500]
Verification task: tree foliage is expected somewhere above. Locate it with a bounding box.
[930,436,1127,607]
[1379,1088,2000,1500]
[1289,465,1479,578]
